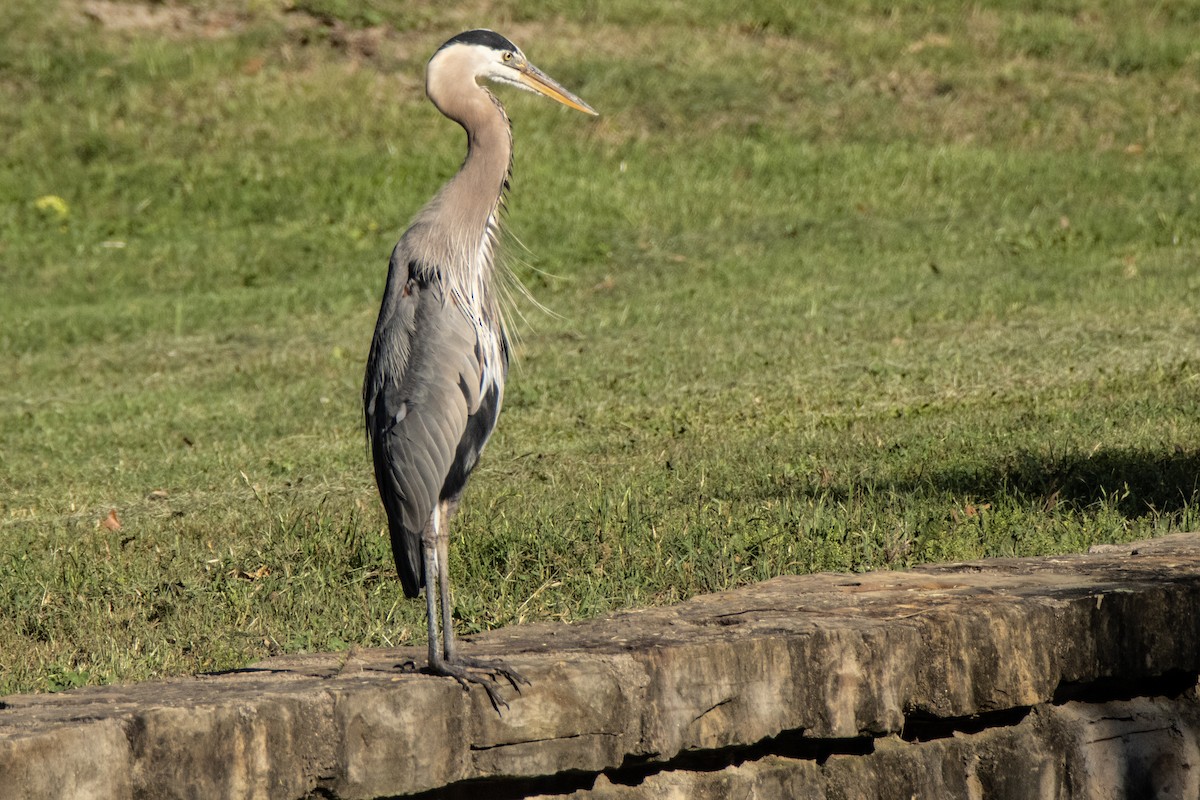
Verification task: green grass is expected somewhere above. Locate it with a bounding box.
[1,0,1199,694]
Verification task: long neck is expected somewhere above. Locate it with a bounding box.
[442,93,512,241]
[409,86,513,299]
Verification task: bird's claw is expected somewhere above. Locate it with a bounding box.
[456,655,530,691]
[427,657,529,713]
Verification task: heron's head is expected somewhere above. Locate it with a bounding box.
[427,29,598,117]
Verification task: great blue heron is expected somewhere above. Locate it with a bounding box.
[363,30,596,707]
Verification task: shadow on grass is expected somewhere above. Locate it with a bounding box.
[783,446,1200,521]
[923,446,1200,519]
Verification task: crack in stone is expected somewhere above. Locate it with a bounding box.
[713,607,788,619]
[1087,725,1177,744]
[1053,669,1198,704]
[403,730,873,799]
[691,696,734,724]
[902,705,1034,743]
[470,731,620,752]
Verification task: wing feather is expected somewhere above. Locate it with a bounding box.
[363,246,505,597]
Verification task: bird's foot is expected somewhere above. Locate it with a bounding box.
[430,656,530,712]
[455,655,530,691]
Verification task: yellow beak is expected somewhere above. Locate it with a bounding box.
[518,62,599,116]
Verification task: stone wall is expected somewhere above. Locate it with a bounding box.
[2,533,1199,799]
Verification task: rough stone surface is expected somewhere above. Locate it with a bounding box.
[532,694,1200,800]
[1,533,1199,799]
[0,718,131,800]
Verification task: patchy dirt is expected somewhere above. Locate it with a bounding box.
[70,0,599,60]
[77,0,248,38]
[72,0,408,62]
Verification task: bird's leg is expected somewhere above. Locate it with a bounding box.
[395,540,438,675]
[440,502,529,692]
[418,501,529,711]
[436,507,458,662]
[421,517,443,672]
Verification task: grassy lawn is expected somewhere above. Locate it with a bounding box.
[1,0,1198,694]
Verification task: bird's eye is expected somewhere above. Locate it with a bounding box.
[502,52,514,62]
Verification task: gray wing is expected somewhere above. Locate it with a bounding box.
[363,247,503,597]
